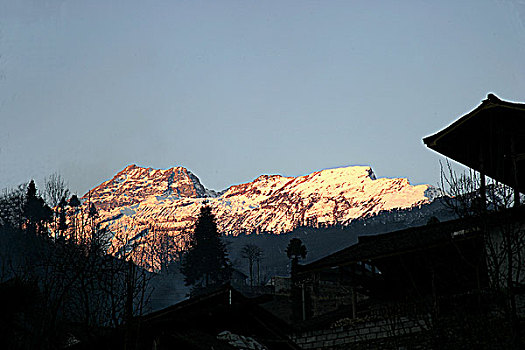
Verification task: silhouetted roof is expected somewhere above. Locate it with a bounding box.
[298,217,480,274]
[297,216,494,299]
[423,94,525,192]
[72,284,300,350]
[140,284,300,350]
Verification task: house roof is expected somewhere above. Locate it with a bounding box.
[297,216,495,300]
[139,284,300,350]
[297,217,481,274]
[70,284,300,350]
[423,94,525,192]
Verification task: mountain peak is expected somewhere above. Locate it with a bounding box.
[84,164,215,211]
[310,165,376,181]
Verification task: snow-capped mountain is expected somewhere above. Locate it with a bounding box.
[82,164,435,270]
[85,164,218,211]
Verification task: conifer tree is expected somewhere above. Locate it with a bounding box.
[0,183,27,230]
[22,180,52,236]
[286,238,307,268]
[57,196,68,238]
[68,194,81,240]
[69,194,81,208]
[23,180,38,235]
[181,205,231,292]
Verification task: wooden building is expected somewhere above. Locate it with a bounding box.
[288,218,489,349]
[286,94,525,349]
[71,284,301,350]
[424,93,525,205]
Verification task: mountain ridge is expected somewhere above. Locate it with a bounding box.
[80,164,436,270]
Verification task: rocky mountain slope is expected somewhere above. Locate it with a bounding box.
[85,164,217,211]
[82,164,436,270]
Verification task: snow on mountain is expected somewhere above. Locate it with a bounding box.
[82,164,434,270]
[214,166,429,234]
[85,164,217,211]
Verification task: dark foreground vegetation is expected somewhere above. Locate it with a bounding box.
[0,178,152,349]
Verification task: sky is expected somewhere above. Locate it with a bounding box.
[1,1,525,196]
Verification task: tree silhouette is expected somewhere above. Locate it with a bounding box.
[439,160,525,347]
[87,202,98,235]
[0,183,26,230]
[286,238,308,321]
[69,194,81,208]
[241,244,263,287]
[22,180,52,236]
[43,172,70,208]
[1,180,154,347]
[286,238,307,265]
[68,194,81,240]
[181,205,231,293]
[57,196,68,238]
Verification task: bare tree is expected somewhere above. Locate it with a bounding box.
[241,244,263,287]
[43,172,70,209]
[0,181,159,348]
[109,223,155,322]
[440,160,525,348]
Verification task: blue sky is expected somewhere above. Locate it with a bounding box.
[1,1,525,195]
